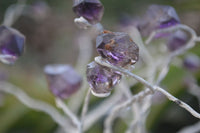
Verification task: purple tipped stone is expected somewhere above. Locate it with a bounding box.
[183,54,200,72]
[86,61,121,97]
[44,64,82,99]
[167,30,189,51]
[0,25,25,64]
[73,0,104,24]
[138,4,180,37]
[96,30,139,68]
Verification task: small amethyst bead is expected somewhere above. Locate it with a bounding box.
[0,25,25,64]
[96,30,139,68]
[73,0,104,24]
[86,61,121,97]
[167,30,189,51]
[44,64,82,99]
[183,54,200,72]
[138,4,180,37]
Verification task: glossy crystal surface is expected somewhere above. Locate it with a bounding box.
[86,61,121,97]
[96,30,139,68]
[0,25,25,64]
[73,0,104,24]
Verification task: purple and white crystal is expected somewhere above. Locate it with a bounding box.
[183,54,200,72]
[73,0,104,24]
[138,4,180,37]
[167,30,189,51]
[0,25,25,64]
[44,64,82,99]
[96,30,139,68]
[86,61,121,97]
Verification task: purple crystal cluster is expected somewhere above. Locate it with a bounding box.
[167,30,189,51]
[96,30,139,68]
[86,30,139,97]
[73,0,104,24]
[138,4,180,37]
[86,62,121,97]
[44,64,82,99]
[0,25,25,64]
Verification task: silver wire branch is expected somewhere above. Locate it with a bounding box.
[145,24,198,45]
[0,81,70,132]
[177,121,200,133]
[3,0,26,27]
[95,56,155,92]
[104,89,152,133]
[127,26,153,64]
[95,56,200,133]
[74,17,104,32]
[195,37,200,42]
[155,86,200,119]
[155,24,198,85]
[80,89,91,132]
[74,17,92,29]
[55,98,81,131]
[83,89,121,131]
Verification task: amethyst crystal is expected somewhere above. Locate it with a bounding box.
[183,54,200,72]
[87,61,121,97]
[96,30,139,68]
[44,64,82,99]
[0,25,25,64]
[31,1,50,20]
[138,4,180,37]
[73,0,104,24]
[167,30,189,51]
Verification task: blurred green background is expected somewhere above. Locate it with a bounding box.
[0,0,200,133]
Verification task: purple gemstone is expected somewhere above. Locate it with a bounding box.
[31,1,50,20]
[167,30,189,51]
[96,30,139,68]
[73,0,104,24]
[86,61,121,97]
[44,64,82,99]
[0,25,25,64]
[183,54,200,72]
[138,4,180,37]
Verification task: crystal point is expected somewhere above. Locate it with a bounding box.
[0,25,25,64]
[167,30,189,51]
[44,64,82,99]
[96,30,139,68]
[138,4,180,37]
[86,62,121,97]
[73,0,104,24]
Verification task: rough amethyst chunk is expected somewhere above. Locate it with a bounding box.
[73,0,104,24]
[96,30,139,68]
[86,61,121,97]
[167,30,189,51]
[183,54,200,72]
[138,4,180,37]
[44,64,82,99]
[0,25,25,64]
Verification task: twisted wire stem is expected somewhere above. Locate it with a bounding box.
[0,81,72,132]
[95,56,200,133]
